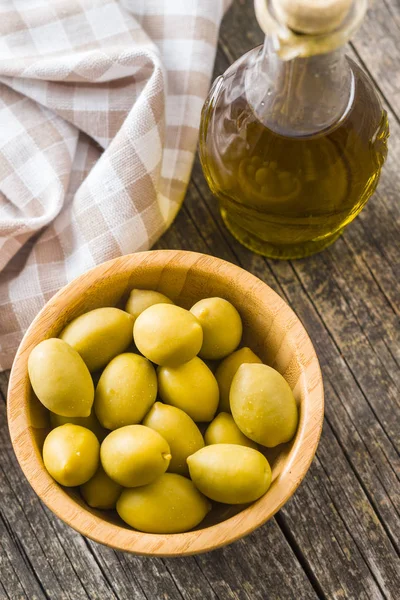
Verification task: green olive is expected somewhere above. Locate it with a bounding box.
[215,347,262,412]
[125,289,173,321]
[204,412,258,449]
[117,473,211,533]
[158,357,219,422]
[59,308,134,372]
[190,297,242,360]
[80,465,122,509]
[230,363,298,447]
[133,304,203,366]
[43,424,100,487]
[187,444,271,504]
[100,425,171,487]
[50,410,107,441]
[94,353,157,430]
[143,402,204,475]
[28,338,94,417]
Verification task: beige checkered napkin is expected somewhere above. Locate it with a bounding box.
[0,0,232,371]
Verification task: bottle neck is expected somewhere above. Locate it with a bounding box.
[246,35,353,136]
[254,0,367,59]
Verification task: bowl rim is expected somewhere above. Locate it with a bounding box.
[7,249,324,556]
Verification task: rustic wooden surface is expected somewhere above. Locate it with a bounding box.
[1,0,399,598]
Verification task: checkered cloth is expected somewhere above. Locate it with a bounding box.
[0,0,231,371]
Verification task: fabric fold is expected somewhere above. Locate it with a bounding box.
[0,0,231,370]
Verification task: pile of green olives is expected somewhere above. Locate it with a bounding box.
[28,290,299,534]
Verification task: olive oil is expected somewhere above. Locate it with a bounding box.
[199,0,389,259]
[200,56,388,259]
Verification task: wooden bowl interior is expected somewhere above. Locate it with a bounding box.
[9,251,323,554]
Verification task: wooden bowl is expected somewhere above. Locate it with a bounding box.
[8,250,323,556]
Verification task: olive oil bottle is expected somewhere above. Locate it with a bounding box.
[199,0,389,259]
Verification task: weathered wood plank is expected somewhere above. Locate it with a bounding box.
[0,514,41,600]
[282,421,400,598]
[327,235,400,387]
[344,44,400,319]
[0,392,116,600]
[111,556,185,600]
[353,0,400,120]
[140,556,217,600]
[348,198,400,317]
[291,252,399,451]
[197,525,319,600]
[82,542,153,600]
[0,580,12,600]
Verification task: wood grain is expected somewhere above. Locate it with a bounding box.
[1,0,400,597]
[7,250,323,556]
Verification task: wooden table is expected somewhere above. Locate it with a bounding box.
[1,1,399,598]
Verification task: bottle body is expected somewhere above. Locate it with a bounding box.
[199,44,389,259]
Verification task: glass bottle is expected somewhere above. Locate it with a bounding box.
[199,0,389,259]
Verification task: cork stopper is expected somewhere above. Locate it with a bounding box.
[271,0,353,34]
